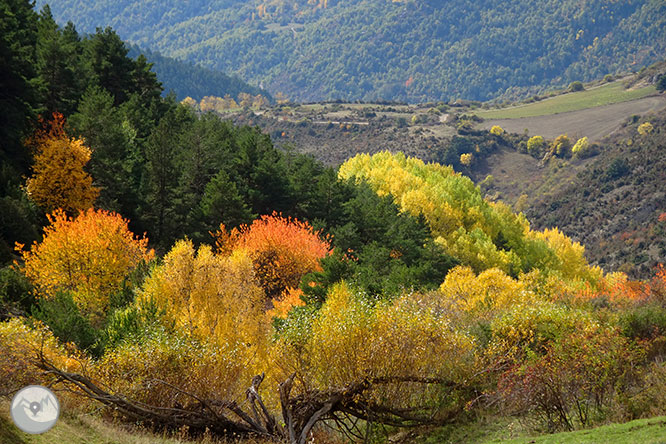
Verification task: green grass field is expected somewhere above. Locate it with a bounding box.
[425,416,666,444]
[3,404,666,444]
[475,82,657,120]
[495,417,666,444]
[0,409,192,444]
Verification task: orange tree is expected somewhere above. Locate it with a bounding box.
[25,113,99,214]
[213,212,331,304]
[17,208,153,321]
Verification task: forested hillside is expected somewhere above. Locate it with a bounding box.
[38,0,666,102]
[126,45,270,102]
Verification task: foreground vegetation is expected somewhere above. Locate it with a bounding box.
[0,406,199,444]
[423,416,666,444]
[4,403,666,444]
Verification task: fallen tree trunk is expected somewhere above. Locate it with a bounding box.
[37,352,465,444]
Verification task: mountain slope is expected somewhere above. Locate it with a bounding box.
[520,109,666,278]
[37,0,666,103]
[127,45,270,102]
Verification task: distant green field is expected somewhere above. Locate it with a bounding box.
[475,82,657,119]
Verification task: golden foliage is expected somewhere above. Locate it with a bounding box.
[180,96,198,108]
[487,301,597,363]
[338,152,600,286]
[338,152,525,273]
[18,209,153,321]
[0,318,85,395]
[267,287,306,319]
[571,136,589,155]
[283,283,475,398]
[213,213,331,301]
[439,266,535,316]
[527,135,545,154]
[26,113,99,214]
[490,125,504,135]
[530,227,602,284]
[460,152,473,166]
[93,332,262,412]
[638,122,654,136]
[139,239,269,359]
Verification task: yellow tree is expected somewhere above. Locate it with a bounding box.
[527,135,545,155]
[638,122,653,136]
[18,208,153,321]
[439,266,535,316]
[139,239,269,359]
[490,125,504,136]
[26,113,99,214]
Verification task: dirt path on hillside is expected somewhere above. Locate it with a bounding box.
[480,95,666,141]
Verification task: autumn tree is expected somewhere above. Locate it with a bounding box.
[460,152,473,166]
[18,208,153,321]
[638,122,654,136]
[139,239,268,355]
[490,125,504,136]
[527,135,545,156]
[439,266,535,317]
[214,213,331,303]
[26,113,99,214]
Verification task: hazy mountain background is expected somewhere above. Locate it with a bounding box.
[37,0,666,103]
[126,45,270,102]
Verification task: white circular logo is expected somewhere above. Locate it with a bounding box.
[10,385,60,434]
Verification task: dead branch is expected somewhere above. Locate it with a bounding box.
[34,351,467,444]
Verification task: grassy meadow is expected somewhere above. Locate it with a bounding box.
[475,82,657,119]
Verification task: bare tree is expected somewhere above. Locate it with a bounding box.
[36,352,467,444]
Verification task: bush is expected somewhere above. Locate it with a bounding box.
[102,299,169,351]
[487,302,595,363]
[637,122,654,136]
[568,81,585,92]
[31,291,101,355]
[604,158,630,181]
[0,266,34,314]
[617,360,666,420]
[657,74,666,92]
[490,125,504,136]
[527,135,545,156]
[497,327,638,431]
[551,134,572,158]
[0,318,83,396]
[571,137,599,159]
[93,332,259,412]
[620,304,666,341]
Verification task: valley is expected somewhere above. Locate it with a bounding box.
[3,2,666,444]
